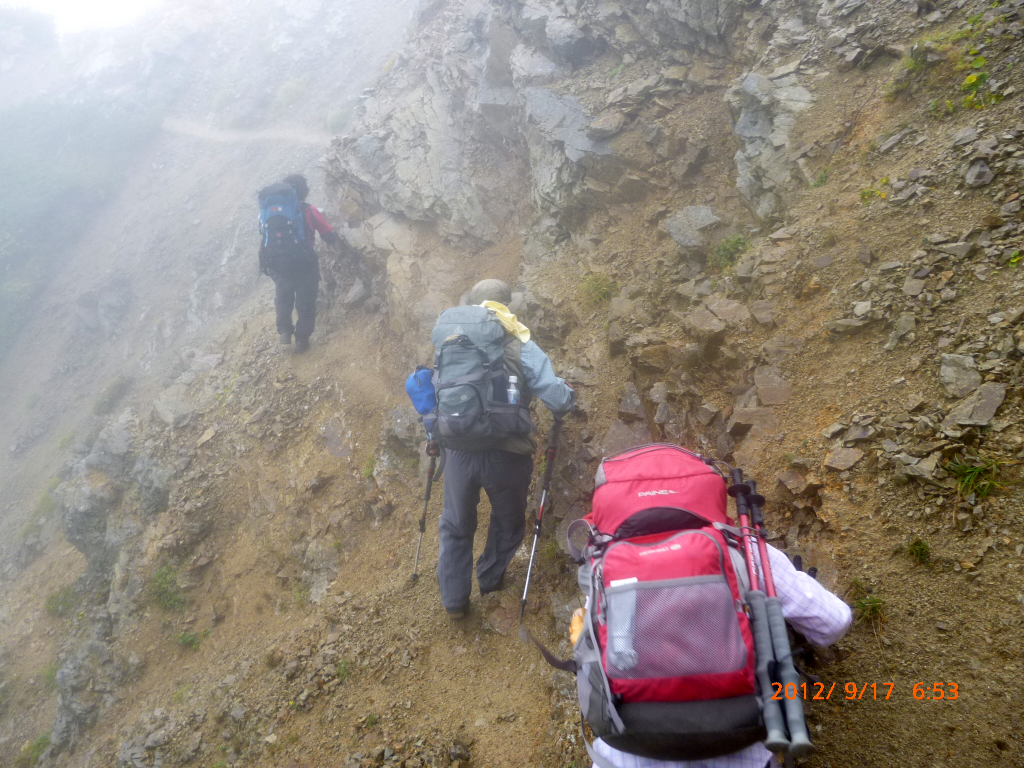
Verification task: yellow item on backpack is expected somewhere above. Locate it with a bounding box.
[569,607,585,645]
[480,301,531,343]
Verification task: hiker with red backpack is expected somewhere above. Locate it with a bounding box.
[422,279,575,619]
[531,445,851,768]
[257,173,344,353]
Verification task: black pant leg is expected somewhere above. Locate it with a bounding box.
[293,258,320,342]
[273,271,297,336]
[476,450,533,591]
[437,450,482,611]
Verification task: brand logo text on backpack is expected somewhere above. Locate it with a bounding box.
[637,489,679,497]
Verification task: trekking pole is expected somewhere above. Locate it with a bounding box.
[520,414,563,621]
[729,469,789,754]
[748,480,814,757]
[411,441,443,582]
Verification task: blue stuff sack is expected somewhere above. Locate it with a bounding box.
[406,366,437,415]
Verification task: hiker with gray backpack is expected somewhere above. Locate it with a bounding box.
[257,173,345,353]
[418,279,575,619]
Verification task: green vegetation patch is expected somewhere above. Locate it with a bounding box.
[708,235,749,272]
[45,585,77,617]
[16,732,51,767]
[93,375,132,416]
[175,631,201,650]
[150,565,188,611]
[580,274,616,307]
[907,538,931,565]
[945,451,1004,499]
[42,663,59,691]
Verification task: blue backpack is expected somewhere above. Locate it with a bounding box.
[258,183,307,272]
[406,366,438,435]
[406,366,437,415]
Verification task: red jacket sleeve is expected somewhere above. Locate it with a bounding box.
[304,205,335,240]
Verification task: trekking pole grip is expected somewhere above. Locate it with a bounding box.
[747,590,789,753]
[766,596,814,756]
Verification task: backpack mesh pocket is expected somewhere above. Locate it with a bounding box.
[605,576,747,680]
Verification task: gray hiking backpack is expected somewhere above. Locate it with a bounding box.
[430,305,533,451]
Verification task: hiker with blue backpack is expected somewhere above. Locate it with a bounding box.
[413,279,575,619]
[257,173,344,353]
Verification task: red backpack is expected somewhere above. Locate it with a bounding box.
[567,444,765,761]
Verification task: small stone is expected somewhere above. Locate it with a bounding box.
[939,354,981,398]
[343,279,369,307]
[853,300,872,317]
[825,318,870,334]
[942,383,1007,427]
[822,422,846,439]
[145,729,169,750]
[934,242,974,259]
[666,206,721,248]
[778,469,808,495]
[230,706,246,722]
[824,448,864,471]
[662,65,689,80]
[685,307,726,337]
[811,253,833,270]
[965,159,994,187]
[617,383,646,422]
[951,127,978,147]
[902,277,926,296]
[750,300,776,325]
[695,403,720,426]
[587,111,628,139]
[855,245,873,265]
[754,365,792,405]
[844,424,875,443]
[704,296,751,326]
[884,312,916,351]
[878,129,911,154]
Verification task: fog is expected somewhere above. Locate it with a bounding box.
[9,0,165,34]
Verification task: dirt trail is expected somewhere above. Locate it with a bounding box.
[161,118,335,146]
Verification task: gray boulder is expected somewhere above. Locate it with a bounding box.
[942,383,1006,427]
[666,206,721,248]
[939,354,981,398]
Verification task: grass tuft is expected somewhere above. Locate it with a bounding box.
[580,274,616,307]
[45,585,77,617]
[93,375,131,416]
[16,732,51,767]
[945,452,1004,499]
[336,659,350,682]
[708,235,749,272]
[907,538,931,564]
[42,663,59,691]
[34,491,57,518]
[150,565,187,611]
[174,631,201,650]
[849,578,886,626]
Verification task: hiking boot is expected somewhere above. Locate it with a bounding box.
[480,571,506,596]
[294,337,310,354]
[279,332,292,345]
[446,604,468,619]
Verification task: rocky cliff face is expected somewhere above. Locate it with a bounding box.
[3,0,1024,765]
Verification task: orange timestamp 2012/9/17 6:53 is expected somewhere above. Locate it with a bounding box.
[770,682,960,701]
